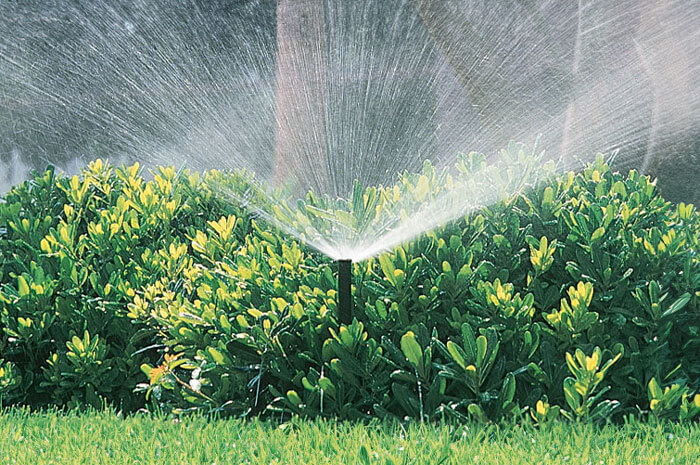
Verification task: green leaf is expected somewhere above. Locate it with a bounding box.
[301,377,314,391]
[590,400,620,423]
[467,403,489,423]
[446,341,469,371]
[563,377,581,411]
[140,364,153,376]
[379,254,396,286]
[318,377,336,398]
[219,314,231,332]
[542,186,554,206]
[475,335,487,368]
[460,323,477,362]
[392,383,420,418]
[661,293,691,319]
[400,331,423,369]
[390,369,417,384]
[207,347,225,364]
[501,373,516,403]
[17,276,29,297]
[591,227,605,242]
[286,390,302,407]
[648,377,663,399]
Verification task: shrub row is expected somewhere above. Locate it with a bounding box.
[1,150,699,423]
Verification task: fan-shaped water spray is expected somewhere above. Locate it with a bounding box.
[1,0,698,260]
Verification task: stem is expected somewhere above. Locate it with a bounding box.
[168,369,216,404]
[416,370,425,423]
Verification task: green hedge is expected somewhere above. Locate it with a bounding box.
[1,151,699,424]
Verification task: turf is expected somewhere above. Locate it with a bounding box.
[1,408,699,464]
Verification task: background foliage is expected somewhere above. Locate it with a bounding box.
[1,149,698,424]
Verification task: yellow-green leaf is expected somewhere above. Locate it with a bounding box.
[207,347,225,364]
[591,227,605,242]
[17,276,29,297]
[400,331,422,368]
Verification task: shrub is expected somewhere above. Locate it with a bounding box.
[1,148,698,424]
[0,161,245,410]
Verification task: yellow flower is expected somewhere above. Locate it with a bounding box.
[149,365,167,385]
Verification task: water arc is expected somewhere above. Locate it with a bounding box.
[1,0,698,260]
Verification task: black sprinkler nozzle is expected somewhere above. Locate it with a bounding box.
[337,259,353,324]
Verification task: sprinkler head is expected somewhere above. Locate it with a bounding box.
[337,259,353,324]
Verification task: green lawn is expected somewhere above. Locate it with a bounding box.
[1,409,699,465]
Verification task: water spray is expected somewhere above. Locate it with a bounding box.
[337,259,353,324]
[2,1,698,261]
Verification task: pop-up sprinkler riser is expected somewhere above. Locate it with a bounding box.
[337,259,353,324]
